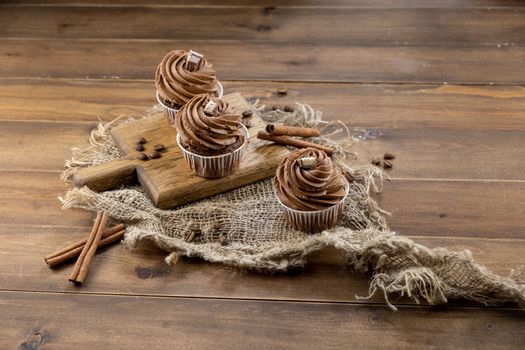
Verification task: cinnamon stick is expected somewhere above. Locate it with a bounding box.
[257,131,334,156]
[69,212,109,286]
[44,224,125,267]
[265,124,320,138]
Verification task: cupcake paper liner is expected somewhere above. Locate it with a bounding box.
[276,178,350,234]
[157,81,224,128]
[176,124,248,178]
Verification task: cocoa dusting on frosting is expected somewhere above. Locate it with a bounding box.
[274,148,347,211]
[175,94,244,156]
[155,49,218,107]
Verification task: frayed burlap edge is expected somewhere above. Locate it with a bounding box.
[60,103,525,311]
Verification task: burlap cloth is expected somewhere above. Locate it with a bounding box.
[60,101,525,310]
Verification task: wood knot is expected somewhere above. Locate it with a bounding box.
[263,6,276,16]
[135,264,171,279]
[257,24,272,32]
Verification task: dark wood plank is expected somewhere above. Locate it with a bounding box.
[349,128,525,180]
[1,170,524,239]
[1,222,524,302]
[0,120,92,171]
[5,1,525,8]
[2,6,525,46]
[1,291,524,350]
[2,79,525,132]
[0,78,156,122]
[0,171,91,229]
[2,39,524,84]
[381,180,525,238]
[2,119,524,180]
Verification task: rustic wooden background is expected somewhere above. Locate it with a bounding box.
[1,1,524,349]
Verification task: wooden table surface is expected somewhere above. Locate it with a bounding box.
[2,1,525,349]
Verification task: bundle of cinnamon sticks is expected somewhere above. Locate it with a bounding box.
[257,124,333,156]
[44,212,125,286]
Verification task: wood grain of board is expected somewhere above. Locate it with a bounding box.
[380,180,525,238]
[349,128,525,181]
[0,171,91,229]
[5,1,525,8]
[1,291,525,350]
[2,79,525,131]
[1,170,524,239]
[1,39,525,84]
[2,6,525,46]
[0,120,92,171]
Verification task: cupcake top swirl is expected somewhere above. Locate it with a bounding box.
[175,94,244,154]
[274,148,347,211]
[155,50,218,106]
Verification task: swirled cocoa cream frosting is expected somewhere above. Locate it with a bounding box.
[155,50,218,107]
[175,94,244,156]
[274,148,347,211]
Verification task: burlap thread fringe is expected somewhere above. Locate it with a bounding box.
[60,103,525,310]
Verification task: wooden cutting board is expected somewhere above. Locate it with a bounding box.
[73,93,289,209]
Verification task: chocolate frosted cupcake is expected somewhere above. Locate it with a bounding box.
[175,94,248,178]
[155,49,223,125]
[274,148,349,233]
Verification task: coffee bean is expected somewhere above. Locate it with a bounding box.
[384,152,396,160]
[136,137,147,144]
[219,235,229,246]
[383,159,393,169]
[150,150,161,159]
[135,143,145,151]
[277,88,288,95]
[242,110,253,118]
[153,144,165,152]
[284,105,294,112]
[272,105,280,111]
[137,152,148,161]
[371,157,381,166]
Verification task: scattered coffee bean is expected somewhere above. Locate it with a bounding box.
[272,105,280,111]
[242,110,253,118]
[185,229,201,242]
[383,159,393,169]
[242,118,252,128]
[135,143,145,151]
[371,157,381,166]
[150,150,161,159]
[384,152,396,160]
[136,137,147,144]
[219,235,229,246]
[185,231,195,242]
[284,105,294,112]
[277,88,288,96]
[153,144,165,152]
[137,152,148,161]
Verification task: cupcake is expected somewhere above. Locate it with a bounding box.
[274,148,349,233]
[155,49,223,125]
[175,94,248,178]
